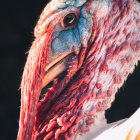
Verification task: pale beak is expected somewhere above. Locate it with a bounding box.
[42,51,74,88]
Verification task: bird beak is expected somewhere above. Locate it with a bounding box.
[42,50,73,88]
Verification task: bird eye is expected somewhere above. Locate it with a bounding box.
[62,13,78,28]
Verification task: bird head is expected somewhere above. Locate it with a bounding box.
[17,0,140,140]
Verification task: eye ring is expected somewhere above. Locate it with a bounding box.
[62,13,78,28]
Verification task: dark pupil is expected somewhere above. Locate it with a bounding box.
[64,13,77,27]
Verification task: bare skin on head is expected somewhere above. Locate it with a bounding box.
[17,0,140,140]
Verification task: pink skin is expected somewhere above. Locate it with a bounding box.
[17,0,140,140]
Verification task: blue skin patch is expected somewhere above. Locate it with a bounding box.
[52,26,81,54]
[51,5,93,54]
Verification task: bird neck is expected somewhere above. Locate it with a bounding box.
[74,0,140,138]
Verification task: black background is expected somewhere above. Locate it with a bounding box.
[0,1,140,140]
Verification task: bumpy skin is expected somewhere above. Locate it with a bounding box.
[17,0,140,140]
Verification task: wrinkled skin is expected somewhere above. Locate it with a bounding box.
[17,0,140,140]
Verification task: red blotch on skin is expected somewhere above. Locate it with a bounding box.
[80,125,89,133]
[86,117,95,125]
[100,64,108,72]
[114,75,122,84]
[95,83,102,89]
[96,92,106,99]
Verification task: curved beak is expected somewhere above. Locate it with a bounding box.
[42,51,73,88]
